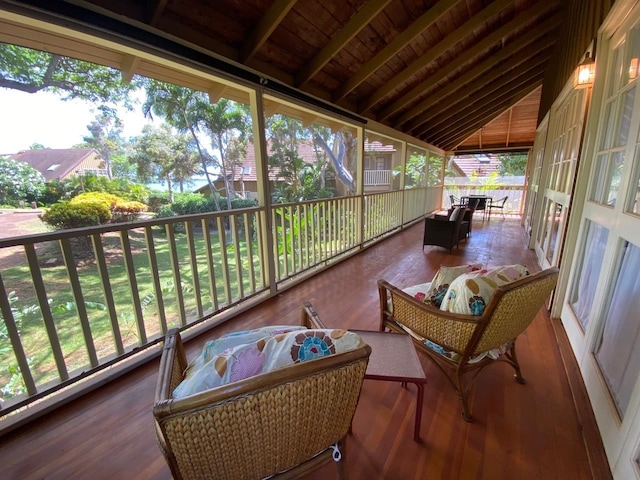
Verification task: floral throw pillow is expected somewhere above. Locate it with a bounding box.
[426,263,482,307]
[439,264,530,315]
[172,326,364,398]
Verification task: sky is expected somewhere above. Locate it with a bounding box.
[0,88,155,156]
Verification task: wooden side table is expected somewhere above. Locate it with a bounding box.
[353,330,427,441]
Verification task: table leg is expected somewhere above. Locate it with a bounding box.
[414,382,424,441]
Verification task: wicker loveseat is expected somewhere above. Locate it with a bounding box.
[378,267,559,421]
[153,302,371,480]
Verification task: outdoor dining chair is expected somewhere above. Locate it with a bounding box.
[488,196,508,219]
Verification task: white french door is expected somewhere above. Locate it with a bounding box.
[533,87,588,268]
[561,2,640,477]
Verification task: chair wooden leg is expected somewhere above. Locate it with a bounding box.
[336,438,348,480]
[509,343,527,384]
[455,369,474,422]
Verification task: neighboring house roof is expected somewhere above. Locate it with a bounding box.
[448,154,501,178]
[11,148,101,182]
[364,141,396,154]
[197,140,322,191]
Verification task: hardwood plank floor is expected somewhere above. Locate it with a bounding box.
[0,217,611,479]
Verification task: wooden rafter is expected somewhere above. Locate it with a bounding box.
[423,69,545,141]
[146,0,169,26]
[435,82,541,149]
[208,82,227,104]
[400,21,557,131]
[382,5,559,124]
[412,50,551,137]
[358,0,513,113]
[506,107,513,146]
[331,0,459,102]
[120,54,140,83]
[295,0,392,88]
[241,0,297,63]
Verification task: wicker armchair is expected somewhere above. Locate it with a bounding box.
[377,267,559,421]
[423,207,469,253]
[153,302,371,480]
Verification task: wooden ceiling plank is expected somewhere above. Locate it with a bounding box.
[388,10,559,125]
[358,0,513,113]
[414,51,550,135]
[434,83,541,149]
[241,0,298,63]
[331,0,460,102]
[423,70,544,141]
[295,0,393,88]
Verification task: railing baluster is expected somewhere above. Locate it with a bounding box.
[256,211,267,287]
[296,204,302,273]
[185,221,203,318]
[230,214,244,300]
[201,218,219,312]
[0,273,37,395]
[119,231,147,343]
[91,234,124,355]
[143,227,167,335]
[24,244,68,381]
[59,238,98,367]
[243,212,256,293]
[164,225,186,327]
[216,216,232,305]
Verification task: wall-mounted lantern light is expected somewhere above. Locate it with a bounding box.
[574,55,595,88]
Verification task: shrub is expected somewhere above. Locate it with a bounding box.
[0,157,46,206]
[112,200,148,223]
[147,191,172,213]
[41,200,112,229]
[41,192,148,230]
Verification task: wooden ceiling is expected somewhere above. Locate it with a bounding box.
[5,0,565,152]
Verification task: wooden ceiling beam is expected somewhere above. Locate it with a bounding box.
[241,0,297,62]
[358,0,513,113]
[146,0,169,26]
[433,82,541,149]
[424,70,544,142]
[387,10,559,125]
[295,0,392,88]
[413,50,550,136]
[120,54,140,83]
[331,0,459,102]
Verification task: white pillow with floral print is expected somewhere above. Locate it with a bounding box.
[173,326,364,398]
[439,264,529,316]
[426,263,482,307]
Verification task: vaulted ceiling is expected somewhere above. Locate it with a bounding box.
[2,0,565,152]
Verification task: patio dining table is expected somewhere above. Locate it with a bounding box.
[461,195,492,220]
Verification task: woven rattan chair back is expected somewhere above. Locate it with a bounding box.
[154,302,371,480]
[378,267,559,421]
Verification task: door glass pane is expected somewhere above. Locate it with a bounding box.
[600,100,617,150]
[624,23,640,84]
[608,46,622,97]
[590,153,609,202]
[570,221,609,330]
[629,146,640,214]
[546,204,563,264]
[605,151,625,206]
[615,86,636,147]
[595,242,640,418]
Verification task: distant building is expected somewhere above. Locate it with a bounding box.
[447,154,502,178]
[11,148,106,182]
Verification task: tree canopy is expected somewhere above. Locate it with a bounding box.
[0,156,46,206]
[0,43,137,105]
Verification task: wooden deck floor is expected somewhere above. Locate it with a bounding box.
[0,217,611,479]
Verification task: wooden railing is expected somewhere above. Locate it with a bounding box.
[363,169,391,186]
[443,185,525,214]
[0,189,438,425]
